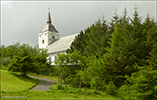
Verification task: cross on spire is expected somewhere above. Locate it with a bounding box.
[47,7,51,24]
[48,7,50,12]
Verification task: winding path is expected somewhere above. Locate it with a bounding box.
[28,75,55,91]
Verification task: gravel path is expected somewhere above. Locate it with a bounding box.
[28,75,55,91]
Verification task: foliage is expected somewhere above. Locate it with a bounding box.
[0,43,49,75]
[8,45,34,75]
[106,81,117,95]
[33,47,49,75]
[0,43,21,59]
[85,56,106,91]
[126,65,157,100]
[56,7,157,98]
[84,17,111,58]
[67,30,88,54]
[1,57,11,66]
[126,43,157,100]
[55,50,82,88]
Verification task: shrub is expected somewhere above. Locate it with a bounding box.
[1,57,11,66]
[106,81,117,95]
[126,66,157,100]
[57,85,65,90]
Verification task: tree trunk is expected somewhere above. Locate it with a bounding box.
[63,76,67,88]
[58,70,60,86]
[40,64,41,75]
[79,75,82,91]
[95,78,97,93]
[60,70,63,86]
[54,67,56,76]
[126,82,130,100]
[23,71,27,76]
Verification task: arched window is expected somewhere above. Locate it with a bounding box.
[52,36,55,39]
[54,56,57,61]
[49,57,51,63]
[42,40,44,44]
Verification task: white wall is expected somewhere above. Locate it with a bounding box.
[38,30,62,65]
[38,31,48,49]
[48,51,66,65]
[38,31,60,49]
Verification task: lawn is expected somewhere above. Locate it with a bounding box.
[1,90,125,100]
[1,70,131,100]
[1,69,39,92]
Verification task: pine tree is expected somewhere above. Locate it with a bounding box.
[109,8,119,34]
[126,43,157,100]
[85,56,106,92]
[103,8,143,87]
[67,30,87,54]
[8,45,33,75]
[84,17,110,58]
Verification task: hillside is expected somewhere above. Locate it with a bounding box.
[1,70,39,92]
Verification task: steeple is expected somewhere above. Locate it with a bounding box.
[41,7,58,33]
[47,7,51,24]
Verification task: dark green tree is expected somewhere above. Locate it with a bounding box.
[67,30,87,54]
[8,45,33,75]
[109,8,119,34]
[84,17,110,58]
[103,8,145,87]
[33,48,48,75]
[7,43,49,75]
[126,43,157,99]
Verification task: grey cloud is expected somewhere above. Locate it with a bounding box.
[1,1,156,47]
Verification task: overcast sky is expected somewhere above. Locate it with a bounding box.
[1,1,156,47]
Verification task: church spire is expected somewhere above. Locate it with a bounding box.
[47,7,51,24]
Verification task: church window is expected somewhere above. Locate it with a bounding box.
[54,56,57,61]
[52,36,55,39]
[49,57,51,63]
[42,40,44,44]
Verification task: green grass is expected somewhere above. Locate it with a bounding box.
[1,69,39,92]
[1,70,132,100]
[1,90,125,100]
[0,65,8,70]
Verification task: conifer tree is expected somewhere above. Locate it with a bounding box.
[103,8,142,87]
[67,30,87,54]
[8,45,33,75]
[84,17,110,58]
[126,43,157,100]
[109,8,119,34]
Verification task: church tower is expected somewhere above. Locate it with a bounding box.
[38,9,60,49]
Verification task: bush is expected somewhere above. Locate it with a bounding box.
[119,84,128,94]
[0,65,8,70]
[1,57,11,66]
[66,74,80,88]
[57,85,65,90]
[126,67,157,100]
[97,79,107,90]
[106,81,117,95]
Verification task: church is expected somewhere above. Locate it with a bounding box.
[38,11,77,65]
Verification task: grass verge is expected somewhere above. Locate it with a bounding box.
[1,71,132,99]
[1,69,39,92]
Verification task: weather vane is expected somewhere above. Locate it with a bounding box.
[48,7,50,12]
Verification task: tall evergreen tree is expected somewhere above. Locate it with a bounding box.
[8,45,33,75]
[84,17,110,58]
[126,43,157,100]
[109,8,119,34]
[103,8,144,87]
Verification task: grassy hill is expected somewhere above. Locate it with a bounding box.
[1,69,39,92]
[1,70,129,100]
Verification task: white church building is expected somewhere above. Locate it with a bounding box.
[38,11,77,65]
